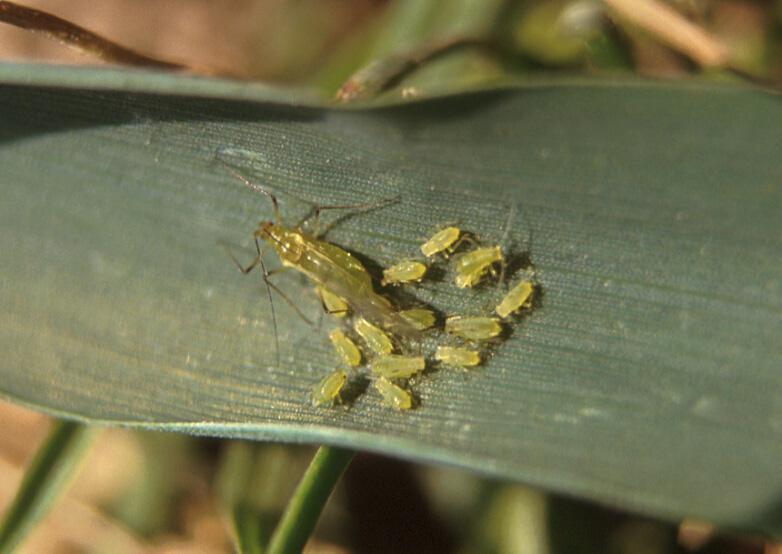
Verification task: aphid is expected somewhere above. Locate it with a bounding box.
[495,280,534,319]
[445,316,502,341]
[373,377,413,410]
[311,368,347,407]
[328,329,361,367]
[399,307,436,330]
[225,167,419,349]
[454,246,504,288]
[420,226,461,258]
[434,346,481,368]
[318,286,349,317]
[381,260,427,286]
[370,354,426,379]
[354,317,394,356]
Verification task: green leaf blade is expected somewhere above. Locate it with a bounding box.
[0,65,780,535]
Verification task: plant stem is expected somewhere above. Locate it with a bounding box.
[266,445,354,554]
[0,420,95,554]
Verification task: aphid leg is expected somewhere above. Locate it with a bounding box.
[258,256,280,367]
[496,202,517,285]
[221,237,265,275]
[223,164,281,224]
[253,262,313,366]
[222,237,308,319]
[223,239,312,365]
[491,257,508,287]
[296,197,399,238]
[449,233,478,255]
[260,269,314,325]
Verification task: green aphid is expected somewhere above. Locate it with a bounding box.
[434,346,481,368]
[226,167,419,340]
[420,226,461,258]
[454,246,503,288]
[370,354,426,379]
[381,260,427,286]
[328,328,361,367]
[445,315,502,341]
[495,280,534,319]
[399,307,436,330]
[318,286,349,317]
[311,368,347,407]
[354,317,394,355]
[373,377,413,410]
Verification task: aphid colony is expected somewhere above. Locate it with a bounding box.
[227,168,537,411]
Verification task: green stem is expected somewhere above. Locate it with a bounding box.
[266,445,354,554]
[0,420,95,554]
[335,36,490,102]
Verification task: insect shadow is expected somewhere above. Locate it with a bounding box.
[339,373,370,407]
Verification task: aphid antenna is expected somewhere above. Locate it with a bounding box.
[223,163,281,224]
[223,162,400,237]
[497,201,522,286]
[503,202,537,285]
[223,161,329,220]
[300,195,401,238]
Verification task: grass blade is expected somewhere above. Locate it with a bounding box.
[0,420,95,553]
[266,446,354,554]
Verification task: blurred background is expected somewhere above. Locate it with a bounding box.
[0,0,780,95]
[0,1,781,552]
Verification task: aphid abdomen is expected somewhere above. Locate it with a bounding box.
[291,236,420,336]
[294,238,373,291]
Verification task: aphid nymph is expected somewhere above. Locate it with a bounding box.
[434,346,481,368]
[399,307,436,330]
[495,280,534,319]
[373,377,413,410]
[329,328,361,367]
[354,317,394,356]
[454,246,504,288]
[311,368,347,407]
[420,226,461,258]
[381,260,427,286]
[370,354,426,379]
[445,315,502,341]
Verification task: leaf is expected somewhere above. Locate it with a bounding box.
[0,421,95,553]
[0,63,780,536]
